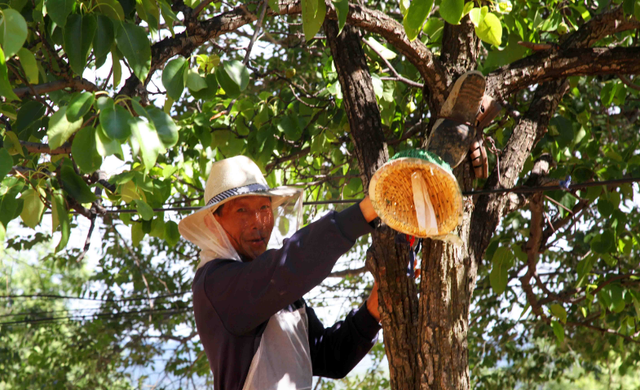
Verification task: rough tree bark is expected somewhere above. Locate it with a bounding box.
[324,20,425,390]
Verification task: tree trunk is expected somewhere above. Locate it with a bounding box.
[325,9,569,390]
[324,20,423,390]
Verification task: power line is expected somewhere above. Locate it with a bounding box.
[91,176,640,214]
[0,291,192,302]
[0,306,193,326]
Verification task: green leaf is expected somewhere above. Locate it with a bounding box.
[19,188,45,228]
[490,246,514,295]
[590,229,615,254]
[3,131,23,156]
[115,21,151,81]
[217,60,250,99]
[190,74,218,100]
[186,69,207,91]
[440,0,464,25]
[60,165,97,203]
[0,220,4,254]
[0,8,28,59]
[51,190,70,252]
[71,126,102,173]
[164,220,180,247]
[95,124,123,158]
[134,199,154,220]
[45,0,75,27]
[129,117,165,172]
[483,33,528,72]
[475,11,502,46]
[549,303,567,324]
[162,57,188,101]
[159,0,177,36]
[0,179,23,228]
[332,0,348,34]
[100,104,132,141]
[145,106,179,148]
[17,48,38,84]
[93,15,115,63]
[551,320,565,343]
[462,1,474,16]
[576,254,596,287]
[371,73,383,98]
[597,198,614,217]
[0,148,12,182]
[64,14,97,76]
[131,222,144,247]
[600,82,616,106]
[96,0,125,20]
[278,116,301,141]
[111,47,122,87]
[268,0,279,12]
[0,47,19,102]
[599,284,626,313]
[138,0,159,31]
[403,0,434,41]
[468,7,483,26]
[48,107,84,150]
[67,92,95,122]
[301,0,326,41]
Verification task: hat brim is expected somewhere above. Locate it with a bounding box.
[178,186,302,246]
[369,157,462,238]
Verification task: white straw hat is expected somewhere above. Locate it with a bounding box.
[178,156,302,246]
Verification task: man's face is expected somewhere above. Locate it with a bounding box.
[211,196,274,261]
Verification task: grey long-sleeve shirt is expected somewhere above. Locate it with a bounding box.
[192,204,381,390]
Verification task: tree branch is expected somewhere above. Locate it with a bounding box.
[20,141,71,155]
[487,5,640,97]
[469,80,569,277]
[13,78,99,98]
[362,38,424,89]
[488,47,640,98]
[329,266,367,278]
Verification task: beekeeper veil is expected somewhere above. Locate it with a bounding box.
[178,156,304,269]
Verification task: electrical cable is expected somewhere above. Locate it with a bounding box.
[0,306,193,326]
[92,176,640,214]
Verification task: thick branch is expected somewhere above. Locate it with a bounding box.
[560,5,640,49]
[488,47,640,97]
[440,16,481,78]
[327,2,447,111]
[468,80,569,274]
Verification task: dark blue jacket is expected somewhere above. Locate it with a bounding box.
[192,204,381,390]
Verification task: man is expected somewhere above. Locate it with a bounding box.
[178,155,381,390]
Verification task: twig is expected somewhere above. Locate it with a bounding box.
[116,229,155,322]
[76,214,96,263]
[288,84,328,108]
[13,78,99,98]
[388,119,423,145]
[618,74,640,91]
[242,0,267,66]
[517,41,556,51]
[193,0,219,17]
[20,141,72,155]
[362,38,424,89]
[329,266,367,278]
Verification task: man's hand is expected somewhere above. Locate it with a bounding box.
[359,196,378,223]
[366,281,381,322]
[366,269,421,324]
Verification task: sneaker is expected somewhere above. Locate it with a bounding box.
[427,71,486,169]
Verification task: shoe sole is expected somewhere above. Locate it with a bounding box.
[440,71,486,125]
